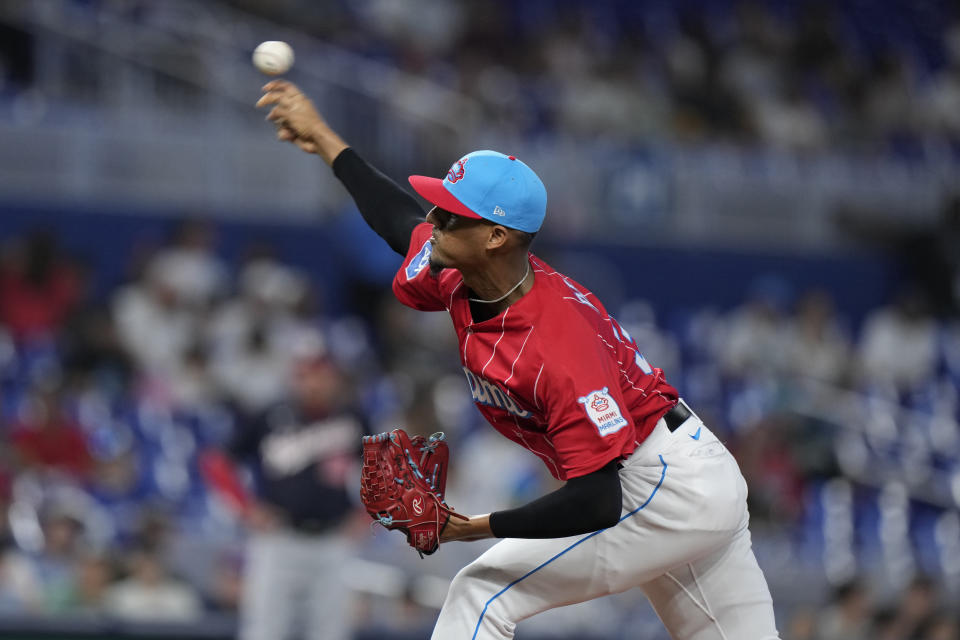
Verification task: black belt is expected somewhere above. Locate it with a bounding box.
[617,400,696,470]
[663,400,693,432]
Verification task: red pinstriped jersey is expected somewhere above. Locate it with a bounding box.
[392,223,678,480]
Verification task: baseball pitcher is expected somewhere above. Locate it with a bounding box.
[257,80,780,640]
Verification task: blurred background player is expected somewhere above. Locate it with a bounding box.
[201,351,366,640]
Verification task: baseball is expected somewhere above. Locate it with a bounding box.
[253,40,294,75]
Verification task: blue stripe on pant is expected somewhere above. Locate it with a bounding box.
[470,455,669,639]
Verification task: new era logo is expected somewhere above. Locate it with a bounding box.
[492,205,506,216]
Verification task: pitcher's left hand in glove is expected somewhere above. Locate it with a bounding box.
[360,429,467,556]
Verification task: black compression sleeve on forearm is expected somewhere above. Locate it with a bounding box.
[331,147,426,256]
[488,461,622,539]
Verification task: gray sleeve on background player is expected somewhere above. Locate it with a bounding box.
[332,148,426,255]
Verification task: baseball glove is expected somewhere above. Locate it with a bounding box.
[360,429,465,556]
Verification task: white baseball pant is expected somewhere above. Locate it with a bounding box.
[432,409,780,640]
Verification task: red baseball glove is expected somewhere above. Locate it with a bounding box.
[360,429,466,556]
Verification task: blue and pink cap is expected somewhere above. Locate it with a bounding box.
[408,150,547,233]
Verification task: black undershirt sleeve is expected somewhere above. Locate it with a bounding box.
[488,460,623,539]
[331,147,426,256]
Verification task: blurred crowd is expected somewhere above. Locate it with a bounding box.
[788,575,958,640]
[195,0,960,149]
[0,219,957,638]
[2,0,959,152]
[0,220,484,636]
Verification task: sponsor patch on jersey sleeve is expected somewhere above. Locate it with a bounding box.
[405,239,433,280]
[577,387,628,436]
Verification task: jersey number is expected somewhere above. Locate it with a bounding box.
[611,318,654,375]
[563,279,655,375]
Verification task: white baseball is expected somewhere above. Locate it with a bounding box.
[253,41,294,75]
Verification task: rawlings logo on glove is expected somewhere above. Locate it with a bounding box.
[360,429,466,556]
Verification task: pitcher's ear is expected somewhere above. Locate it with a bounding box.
[486,224,510,250]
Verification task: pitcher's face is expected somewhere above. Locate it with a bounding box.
[425,207,495,276]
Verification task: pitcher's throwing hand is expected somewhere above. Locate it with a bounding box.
[257,81,346,162]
